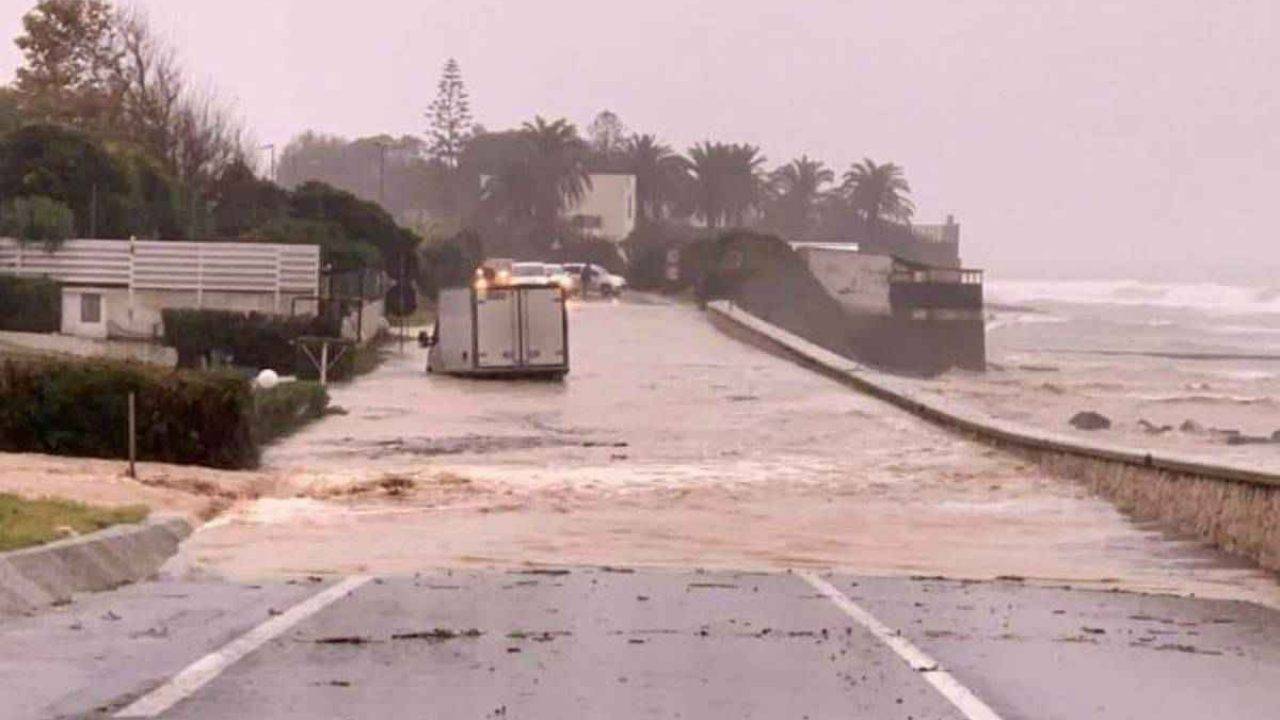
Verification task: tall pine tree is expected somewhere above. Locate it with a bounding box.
[426,58,473,170]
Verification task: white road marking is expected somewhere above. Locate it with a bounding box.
[115,575,372,718]
[799,571,1005,720]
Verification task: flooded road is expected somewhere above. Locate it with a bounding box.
[177,296,1280,607]
[8,296,1280,720]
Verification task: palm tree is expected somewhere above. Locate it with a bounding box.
[766,155,833,239]
[686,141,766,228]
[724,143,767,227]
[841,158,914,240]
[623,133,690,227]
[519,116,591,225]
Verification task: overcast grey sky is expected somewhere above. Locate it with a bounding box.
[1,1,1276,282]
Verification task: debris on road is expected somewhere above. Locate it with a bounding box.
[391,628,482,642]
[313,636,373,645]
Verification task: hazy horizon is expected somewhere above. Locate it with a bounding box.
[1,0,1276,284]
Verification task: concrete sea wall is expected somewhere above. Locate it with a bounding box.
[707,300,1280,573]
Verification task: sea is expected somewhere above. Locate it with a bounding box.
[923,278,1280,471]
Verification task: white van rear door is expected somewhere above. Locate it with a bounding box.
[475,288,518,368]
[520,287,566,367]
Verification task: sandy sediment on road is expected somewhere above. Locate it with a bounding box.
[176,453,1280,611]
[0,452,281,522]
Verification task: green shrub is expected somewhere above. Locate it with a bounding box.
[0,275,60,332]
[161,309,335,371]
[0,196,75,252]
[251,381,329,445]
[0,356,257,469]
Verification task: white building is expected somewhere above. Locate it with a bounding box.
[0,239,321,340]
[565,172,636,241]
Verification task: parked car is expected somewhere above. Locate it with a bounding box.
[508,262,553,287]
[475,258,515,287]
[567,263,626,297]
[562,263,586,293]
[545,264,576,292]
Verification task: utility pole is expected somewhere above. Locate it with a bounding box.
[377,142,388,208]
[399,250,406,353]
[261,144,277,183]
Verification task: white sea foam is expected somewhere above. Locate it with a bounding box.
[985,311,1068,333]
[987,280,1280,315]
[1210,324,1280,336]
[1202,369,1277,382]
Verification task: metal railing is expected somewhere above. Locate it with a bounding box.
[890,267,984,285]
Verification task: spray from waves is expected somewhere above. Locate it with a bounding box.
[1137,393,1276,407]
[985,312,1068,333]
[987,280,1280,315]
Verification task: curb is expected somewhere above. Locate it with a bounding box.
[0,516,191,617]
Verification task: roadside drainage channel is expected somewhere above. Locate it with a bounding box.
[706,300,1280,573]
[0,517,192,617]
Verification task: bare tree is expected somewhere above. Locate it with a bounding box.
[108,8,249,196]
[113,7,183,167]
[172,87,244,187]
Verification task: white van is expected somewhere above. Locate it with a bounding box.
[425,283,569,378]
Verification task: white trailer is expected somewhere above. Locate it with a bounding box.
[426,284,569,378]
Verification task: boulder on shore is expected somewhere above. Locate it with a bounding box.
[1179,419,1205,434]
[1138,419,1172,434]
[1069,411,1112,431]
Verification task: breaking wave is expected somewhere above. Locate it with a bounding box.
[987,280,1280,315]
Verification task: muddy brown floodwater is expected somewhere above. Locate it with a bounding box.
[171,295,1279,608]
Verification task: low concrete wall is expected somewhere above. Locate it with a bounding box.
[707,301,1280,572]
[0,330,177,366]
[0,517,191,617]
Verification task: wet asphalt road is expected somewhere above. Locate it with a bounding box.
[2,569,1278,719]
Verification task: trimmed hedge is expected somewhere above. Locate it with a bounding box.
[0,275,60,333]
[162,309,335,372]
[251,381,329,445]
[0,356,257,469]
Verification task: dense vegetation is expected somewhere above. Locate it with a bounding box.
[0,355,333,468]
[0,275,59,332]
[251,381,329,445]
[276,58,927,293]
[0,0,927,309]
[161,309,336,372]
[0,0,418,284]
[0,356,257,468]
